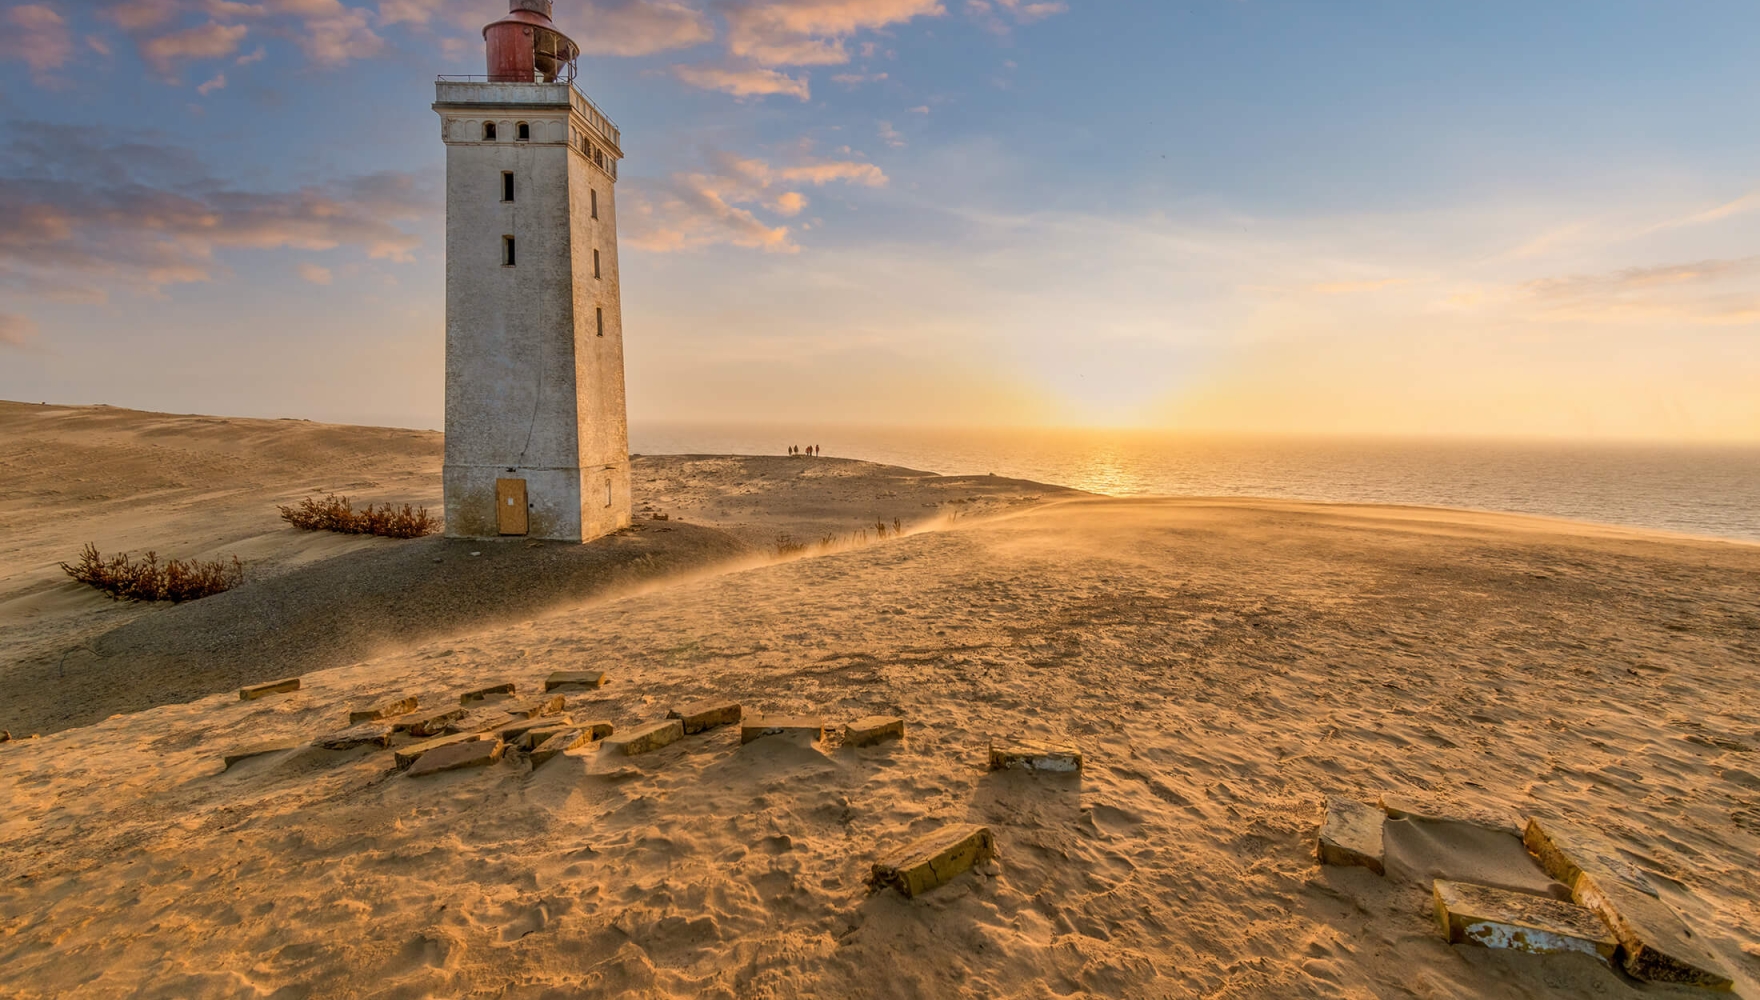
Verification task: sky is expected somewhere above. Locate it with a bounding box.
[1,0,1758,440]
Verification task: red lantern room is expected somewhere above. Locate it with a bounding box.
[484,0,579,83]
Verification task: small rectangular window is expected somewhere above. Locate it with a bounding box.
[590,189,598,220]
[595,306,604,337]
[502,235,516,266]
[501,172,514,202]
[592,248,600,279]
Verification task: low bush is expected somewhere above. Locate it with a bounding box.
[279,494,436,538]
[61,543,244,602]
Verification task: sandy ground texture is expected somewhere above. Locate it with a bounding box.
[0,401,1068,736]
[0,431,1757,998]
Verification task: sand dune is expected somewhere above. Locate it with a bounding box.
[2,405,1759,998]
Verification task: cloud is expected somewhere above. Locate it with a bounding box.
[0,5,74,82]
[830,70,886,84]
[0,312,37,348]
[0,123,431,302]
[297,262,333,284]
[723,0,944,67]
[140,21,248,76]
[235,43,265,63]
[965,0,1063,34]
[672,62,810,99]
[623,147,887,253]
[196,71,226,93]
[877,119,903,148]
[1518,257,1760,325]
[379,0,711,57]
[296,2,381,64]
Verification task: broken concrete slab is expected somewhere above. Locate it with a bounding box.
[311,722,393,751]
[501,694,567,720]
[544,670,606,692]
[444,707,521,736]
[844,716,904,747]
[869,823,997,898]
[987,740,1082,773]
[529,728,588,766]
[1379,793,1523,837]
[1318,797,1386,875]
[348,696,419,725]
[222,744,297,769]
[239,678,299,700]
[392,708,464,738]
[1434,879,1617,960]
[519,720,612,750]
[740,717,825,745]
[394,732,486,769]
[406,738,504,777]
[498,715,571,745]
[459,682,516,704]
[667,701,742,735]
[603,719,684,756]
[1524,817,1733,989]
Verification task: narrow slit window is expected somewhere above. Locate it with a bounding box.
[502,235,516,266]
[595,306,604,337]
[516,121,530,141]
[482,121,496,141]
[501,172,514,202]
[592,248,600,278]
[590,189,598,220]
[604,482,612,507]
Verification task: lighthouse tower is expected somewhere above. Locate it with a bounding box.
[432,0,629,542]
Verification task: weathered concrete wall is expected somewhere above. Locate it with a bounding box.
[435,81,630,542]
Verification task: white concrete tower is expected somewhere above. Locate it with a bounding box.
[432,0,629,542]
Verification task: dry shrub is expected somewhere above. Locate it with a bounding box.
[279,494,436,538]
[62,543,243,602]
[774,533,807,557]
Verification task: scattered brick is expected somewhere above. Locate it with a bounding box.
[502,694,567,720]
[348,696,418,724]
[311,722,393,751]
[1433,879,1616,960]
[603,719,684,756]
[221,744,297,769]
[844,716,904,747]
[1524,817,1733,988]
[392,708,464,738]
[544,670,606,692]
[499,715,571,742]
[1318,797,1386,875]
[868,823,997,898]
[529,728,588,766]
[740,717,825,745]
[445,707,520,736]
[394,732,486,769]
[239,678,300,700]
[987,740,1082,773]
[407,738,504,777]
[667,701,742,734]
[519,720,612,750]
[459,682,516,704]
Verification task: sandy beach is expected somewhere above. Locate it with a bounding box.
[3,402,1759,998]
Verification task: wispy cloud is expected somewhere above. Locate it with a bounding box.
[196,71,226,93]
[0,311,38,349]
[722,0,945,67]
[671,62,811,99]
[623,147,888,253]
[297,262,333,284]
[0,5,74,83]
[139,21,248,77]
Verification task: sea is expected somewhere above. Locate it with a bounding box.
[629,424,1760,544]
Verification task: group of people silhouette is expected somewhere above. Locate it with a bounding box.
[789,445,820,457]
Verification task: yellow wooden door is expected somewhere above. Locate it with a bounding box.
[495,478,528,535]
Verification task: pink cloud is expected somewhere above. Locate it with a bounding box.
[723,0,944,66]
[140,21,248,75]
[0,5,74,82]
[0,311,38,349]
[623,146,887,254]
[672,62,811,100]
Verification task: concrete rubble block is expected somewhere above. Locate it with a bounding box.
[740,717,826,745]
[520,720,612,750]
[1524,817,1733,989]
[544,670,606,692]
[499,715,571,744]
[987,740,1083,773]
[239,678,300,700]
[394,732,486,769]
[406,737,504,777]
[529,728,589,766]
[666,701,742,735]
[312,722,393,751]
[1379,793,1523,836]
[459,682,516,704]
[1434,879,1617,960]
[392,708,464,738]
[844,716,905,747]
[869,823,997,898]
[445,708,520,736]
[502,694,567,720]
[349,696,419,725]
[222,744,297,769]
[1318,797,1387,875]
[603,719,684,756]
